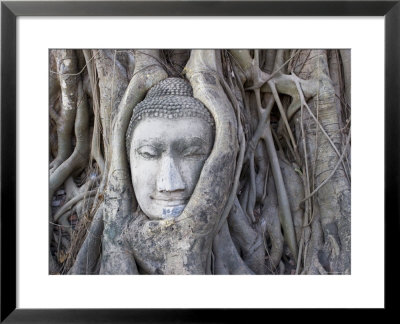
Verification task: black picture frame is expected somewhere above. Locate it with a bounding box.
[1,0,398,322]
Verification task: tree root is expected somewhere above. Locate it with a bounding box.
[94,49,129,152]
[216,73,246,231]
[301,134,350,202]
[261,174,284,270]
[83,50,105,174]
[70,206,103,274]
[228,198,265,274]
[339,50,351,108]
[49,81,90,200]
[53,189,97,223]
[50,50,78,173]
[293,50,351,274]
[263,125,298,261]
[279,155,305,244]
[213,221,254,275]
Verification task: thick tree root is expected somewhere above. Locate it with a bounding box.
[49,50,78,173]
[213,221,254,274]
[228,198,265,274]
[49,81,90,199]
[70,207,103,274]
[83,50,105,173]
[262,175,284,270]
[294,50,351,274]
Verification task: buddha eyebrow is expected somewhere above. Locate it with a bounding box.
[171,137,208,153]
[135,138,165,149]
[180,137,208,147]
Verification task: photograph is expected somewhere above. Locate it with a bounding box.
[48,49,351,275]
[2,0,396,320]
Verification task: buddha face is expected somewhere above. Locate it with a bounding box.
[129,117,214,220]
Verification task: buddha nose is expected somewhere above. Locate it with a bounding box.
[157,156,186,192]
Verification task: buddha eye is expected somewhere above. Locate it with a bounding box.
[136,146,160,159]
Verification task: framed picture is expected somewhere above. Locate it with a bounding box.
[1,0,397,322]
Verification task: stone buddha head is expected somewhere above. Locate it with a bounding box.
[126,78,215,220]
